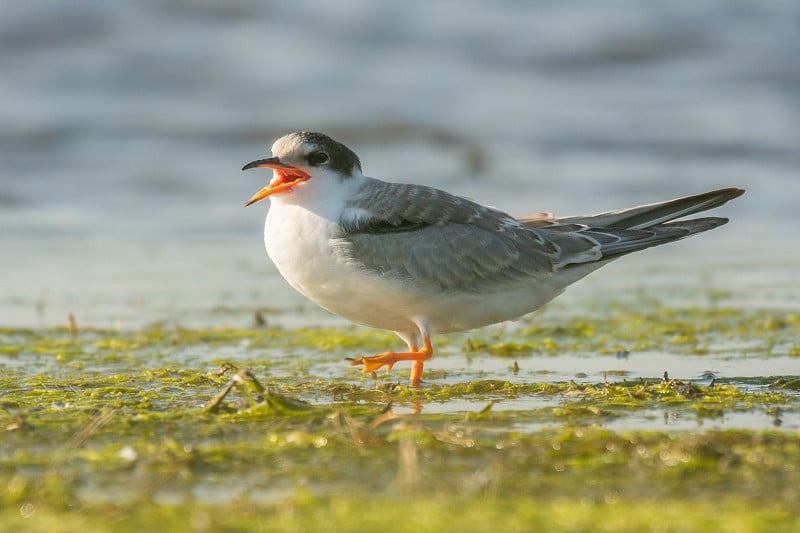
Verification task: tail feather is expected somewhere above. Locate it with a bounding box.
[531,188,745,269]
[552,187,744,230]
[587,217,729,259]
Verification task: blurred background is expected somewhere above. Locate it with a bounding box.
[1,0,798,329]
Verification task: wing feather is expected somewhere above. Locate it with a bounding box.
[335,180,740,293]
[336,179,598,292]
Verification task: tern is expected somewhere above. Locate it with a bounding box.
[242,132,744,386]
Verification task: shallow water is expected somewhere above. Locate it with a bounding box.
[4,6,800,526]
[2,2,800,441]
[352,350,800,431]
[1,0,799,329]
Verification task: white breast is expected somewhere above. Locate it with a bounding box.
[264,185,428,334]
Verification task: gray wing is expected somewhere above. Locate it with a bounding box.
[336,181,743,293]
[335,179,602,293]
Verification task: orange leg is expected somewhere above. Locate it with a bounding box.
[347,334,433,387]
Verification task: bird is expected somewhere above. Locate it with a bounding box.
[242,131,744,387]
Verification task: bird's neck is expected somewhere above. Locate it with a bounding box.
[269,172,366,222]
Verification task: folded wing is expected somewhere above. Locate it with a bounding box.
[337,181,743,293]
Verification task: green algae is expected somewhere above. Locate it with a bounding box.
[1,302,800,530]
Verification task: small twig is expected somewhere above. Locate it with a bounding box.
[68,313,78,339]
[63,407,117,451]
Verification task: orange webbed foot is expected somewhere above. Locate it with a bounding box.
[346,353,397,373]
[346,335,432,386]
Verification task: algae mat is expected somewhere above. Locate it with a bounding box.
[2,300,800,532]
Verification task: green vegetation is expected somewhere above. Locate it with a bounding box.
[1,302,799,531]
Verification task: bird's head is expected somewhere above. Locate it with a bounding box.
[242,132,362,206]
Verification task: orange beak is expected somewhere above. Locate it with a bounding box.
[241,157,311,207]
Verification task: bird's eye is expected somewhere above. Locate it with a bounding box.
[307,151,329,166]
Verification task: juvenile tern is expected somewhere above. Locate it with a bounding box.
[243,132,744,386]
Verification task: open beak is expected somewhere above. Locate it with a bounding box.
[241,157,311,206]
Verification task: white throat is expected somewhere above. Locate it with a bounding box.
[269,168,363,217]
[261,168,365,307]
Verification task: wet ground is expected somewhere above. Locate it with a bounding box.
[2,1,800,530]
